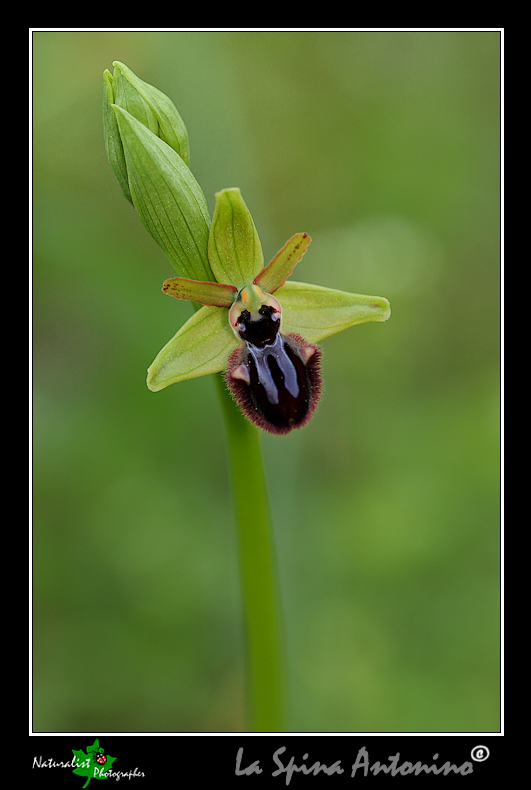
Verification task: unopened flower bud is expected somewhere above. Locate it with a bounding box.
[103,62,190,204]
[103,62,212,281]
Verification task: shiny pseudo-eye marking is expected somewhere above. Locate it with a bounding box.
[226,285,322,434]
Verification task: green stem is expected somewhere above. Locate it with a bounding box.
[215,374,284,732]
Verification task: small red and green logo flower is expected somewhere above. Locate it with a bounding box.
[72,739,116,788]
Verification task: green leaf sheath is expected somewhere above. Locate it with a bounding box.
[112,105,213,281]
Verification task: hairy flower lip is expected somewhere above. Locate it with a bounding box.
[225,332,322,435]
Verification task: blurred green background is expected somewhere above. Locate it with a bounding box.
[33,31,500,733]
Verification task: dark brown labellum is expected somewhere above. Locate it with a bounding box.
[226,300,322,434]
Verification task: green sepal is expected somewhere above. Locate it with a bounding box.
[146,306,240,391]
[112,61,191,166]
[112,105,214,282]
[162,277,237,307]
[208,188,264,289]
[102,69,132,203]
[254,233,311,294]
[277,280,391,343]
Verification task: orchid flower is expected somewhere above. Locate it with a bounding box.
[103,61,390,435]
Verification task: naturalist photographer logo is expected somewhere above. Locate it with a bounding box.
[71,738,117,787]
[32,738,145,787]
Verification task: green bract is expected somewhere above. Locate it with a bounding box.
[102,64,390,404]
[112,105,213,281]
